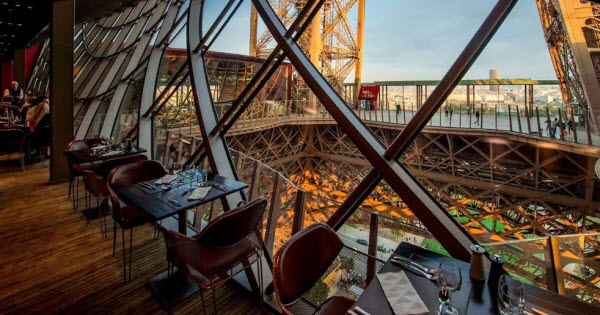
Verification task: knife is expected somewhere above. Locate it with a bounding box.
[392,255,436,274]
[391,259,438,280]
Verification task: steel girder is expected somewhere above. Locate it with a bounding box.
[249,0,525,260]
[187,0,244,208]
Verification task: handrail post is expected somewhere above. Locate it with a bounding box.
[543,236,558,293]
[570,107,578,143]
[508,105,513,132]
[549,236,566,295]
[546,107,553,139]
[495,104,498,130]
[586,109,592,145]
[558,108,565,141]
[366,212,379,284]
[516,106,522,133]
[249,160,260,200]
[525,106,532,135]
[536,107,542,136]
[291,190,306,235]
[459,103,462,128]
[264,175,282,256]
[480,103,484,129]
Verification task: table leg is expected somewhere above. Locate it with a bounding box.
[178,210,187,235]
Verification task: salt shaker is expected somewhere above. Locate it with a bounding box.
[469,244,486,281]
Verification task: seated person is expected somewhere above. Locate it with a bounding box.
[19,93,34,123]
[28,96,50,132]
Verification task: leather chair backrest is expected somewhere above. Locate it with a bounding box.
[197,198,267,247]
[107,160,167,220]
[0,129,26,154]
[273,222,343,306]
[66,138,105,152]
[97,154,147,178]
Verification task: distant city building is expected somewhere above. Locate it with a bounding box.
[489,68,499,92]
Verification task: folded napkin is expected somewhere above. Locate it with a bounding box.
[100,150,121,157]
[188,187,211,201]
[155,174,178,185]
[377,271,428,315]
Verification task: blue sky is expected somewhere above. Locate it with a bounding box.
[174,0,556,82]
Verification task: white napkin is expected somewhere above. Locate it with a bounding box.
[100,150,120,157]
[377,271,428,315]
[155,174,178,185]
[188,187,211,201]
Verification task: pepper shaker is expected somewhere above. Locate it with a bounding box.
[469,244,486,281]
[487,254,506,292]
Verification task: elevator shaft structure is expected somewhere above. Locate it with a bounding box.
[250,0,364,106]
[536,0,600,134]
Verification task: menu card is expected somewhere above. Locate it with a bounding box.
[155,174,178,185]
[188,187,211,201]
[377,271,428,315]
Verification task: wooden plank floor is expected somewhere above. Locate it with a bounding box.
[0,166,268,314]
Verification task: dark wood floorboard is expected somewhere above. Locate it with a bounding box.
[0,166,268,314]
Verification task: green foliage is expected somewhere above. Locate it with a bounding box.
[339,256,355,271]
[305,281,330,306]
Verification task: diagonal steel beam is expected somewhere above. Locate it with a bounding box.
[253,0,518,260]
[328,0,520,241]
[211,0,323,136]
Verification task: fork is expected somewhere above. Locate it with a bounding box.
[167,195,182,207]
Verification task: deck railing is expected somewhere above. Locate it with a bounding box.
[157,100,600,147]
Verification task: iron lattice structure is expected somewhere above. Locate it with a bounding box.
[253,0,362,96]
[536,0,600,134]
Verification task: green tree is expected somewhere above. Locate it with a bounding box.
[305,281,330,306]
[339,256,355,271]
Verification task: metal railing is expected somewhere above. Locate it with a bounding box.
[482,233,600,305]
[156,99,600,147]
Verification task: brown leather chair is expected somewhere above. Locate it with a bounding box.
[66,138,104,210]
[82,154,147,238]
[273,223,354,315]
[0,129,26,171]
[163,198,267,314]
[107,159,167,282]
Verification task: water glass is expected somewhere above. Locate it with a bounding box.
[497,275,525,315]
[437,258,462,315]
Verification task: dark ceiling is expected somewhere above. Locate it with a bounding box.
[0,0,140,62]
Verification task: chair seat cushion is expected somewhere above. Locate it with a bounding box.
[73,162,100,173]
[167,235,260,288]
[315,296,355,315]
[119,204,150,225]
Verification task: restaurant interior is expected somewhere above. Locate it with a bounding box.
[1,0,600,314]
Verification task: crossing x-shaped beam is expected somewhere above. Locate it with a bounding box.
[252,0,519,260]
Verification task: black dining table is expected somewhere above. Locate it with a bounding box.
[116,169,248,309]
[352,242,598,315]
[63,145,147,165]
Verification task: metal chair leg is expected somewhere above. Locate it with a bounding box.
[75,177,79,210]
[19,153,25,172]
[129,227,133,282]
[200,289,208,315]
[122,226,127,282]
[112,220,117,257]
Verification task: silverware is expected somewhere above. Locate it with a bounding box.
[167,195,182,207]
[209,183,227,191]
[353,306,371,315]
[391,259,439,280]
[139,182,155,190]
[392,255,436,274]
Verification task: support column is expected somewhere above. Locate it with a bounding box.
[249,3,258,57]
[50,0,74,183]
[353,0,365,107]
[13,47,26,89]
[308,4,322,110]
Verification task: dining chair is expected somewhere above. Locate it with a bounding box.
[28,125,50,168]
[162,198,267,314]
[273,222,354,315]
[0,129,26,171]
[66,138,104,210]
[83,154,147,238]
[107,159,167,282]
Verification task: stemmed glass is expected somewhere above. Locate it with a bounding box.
[437,258,462,315]
[186,165,196,188]
[497,275,525,315]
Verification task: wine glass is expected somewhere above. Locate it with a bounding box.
[186,165,196,188]
[437,258,462,315]
[497,275,525,315]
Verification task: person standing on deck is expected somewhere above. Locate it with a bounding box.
[474,110,480,125]
[551,118,558,138]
